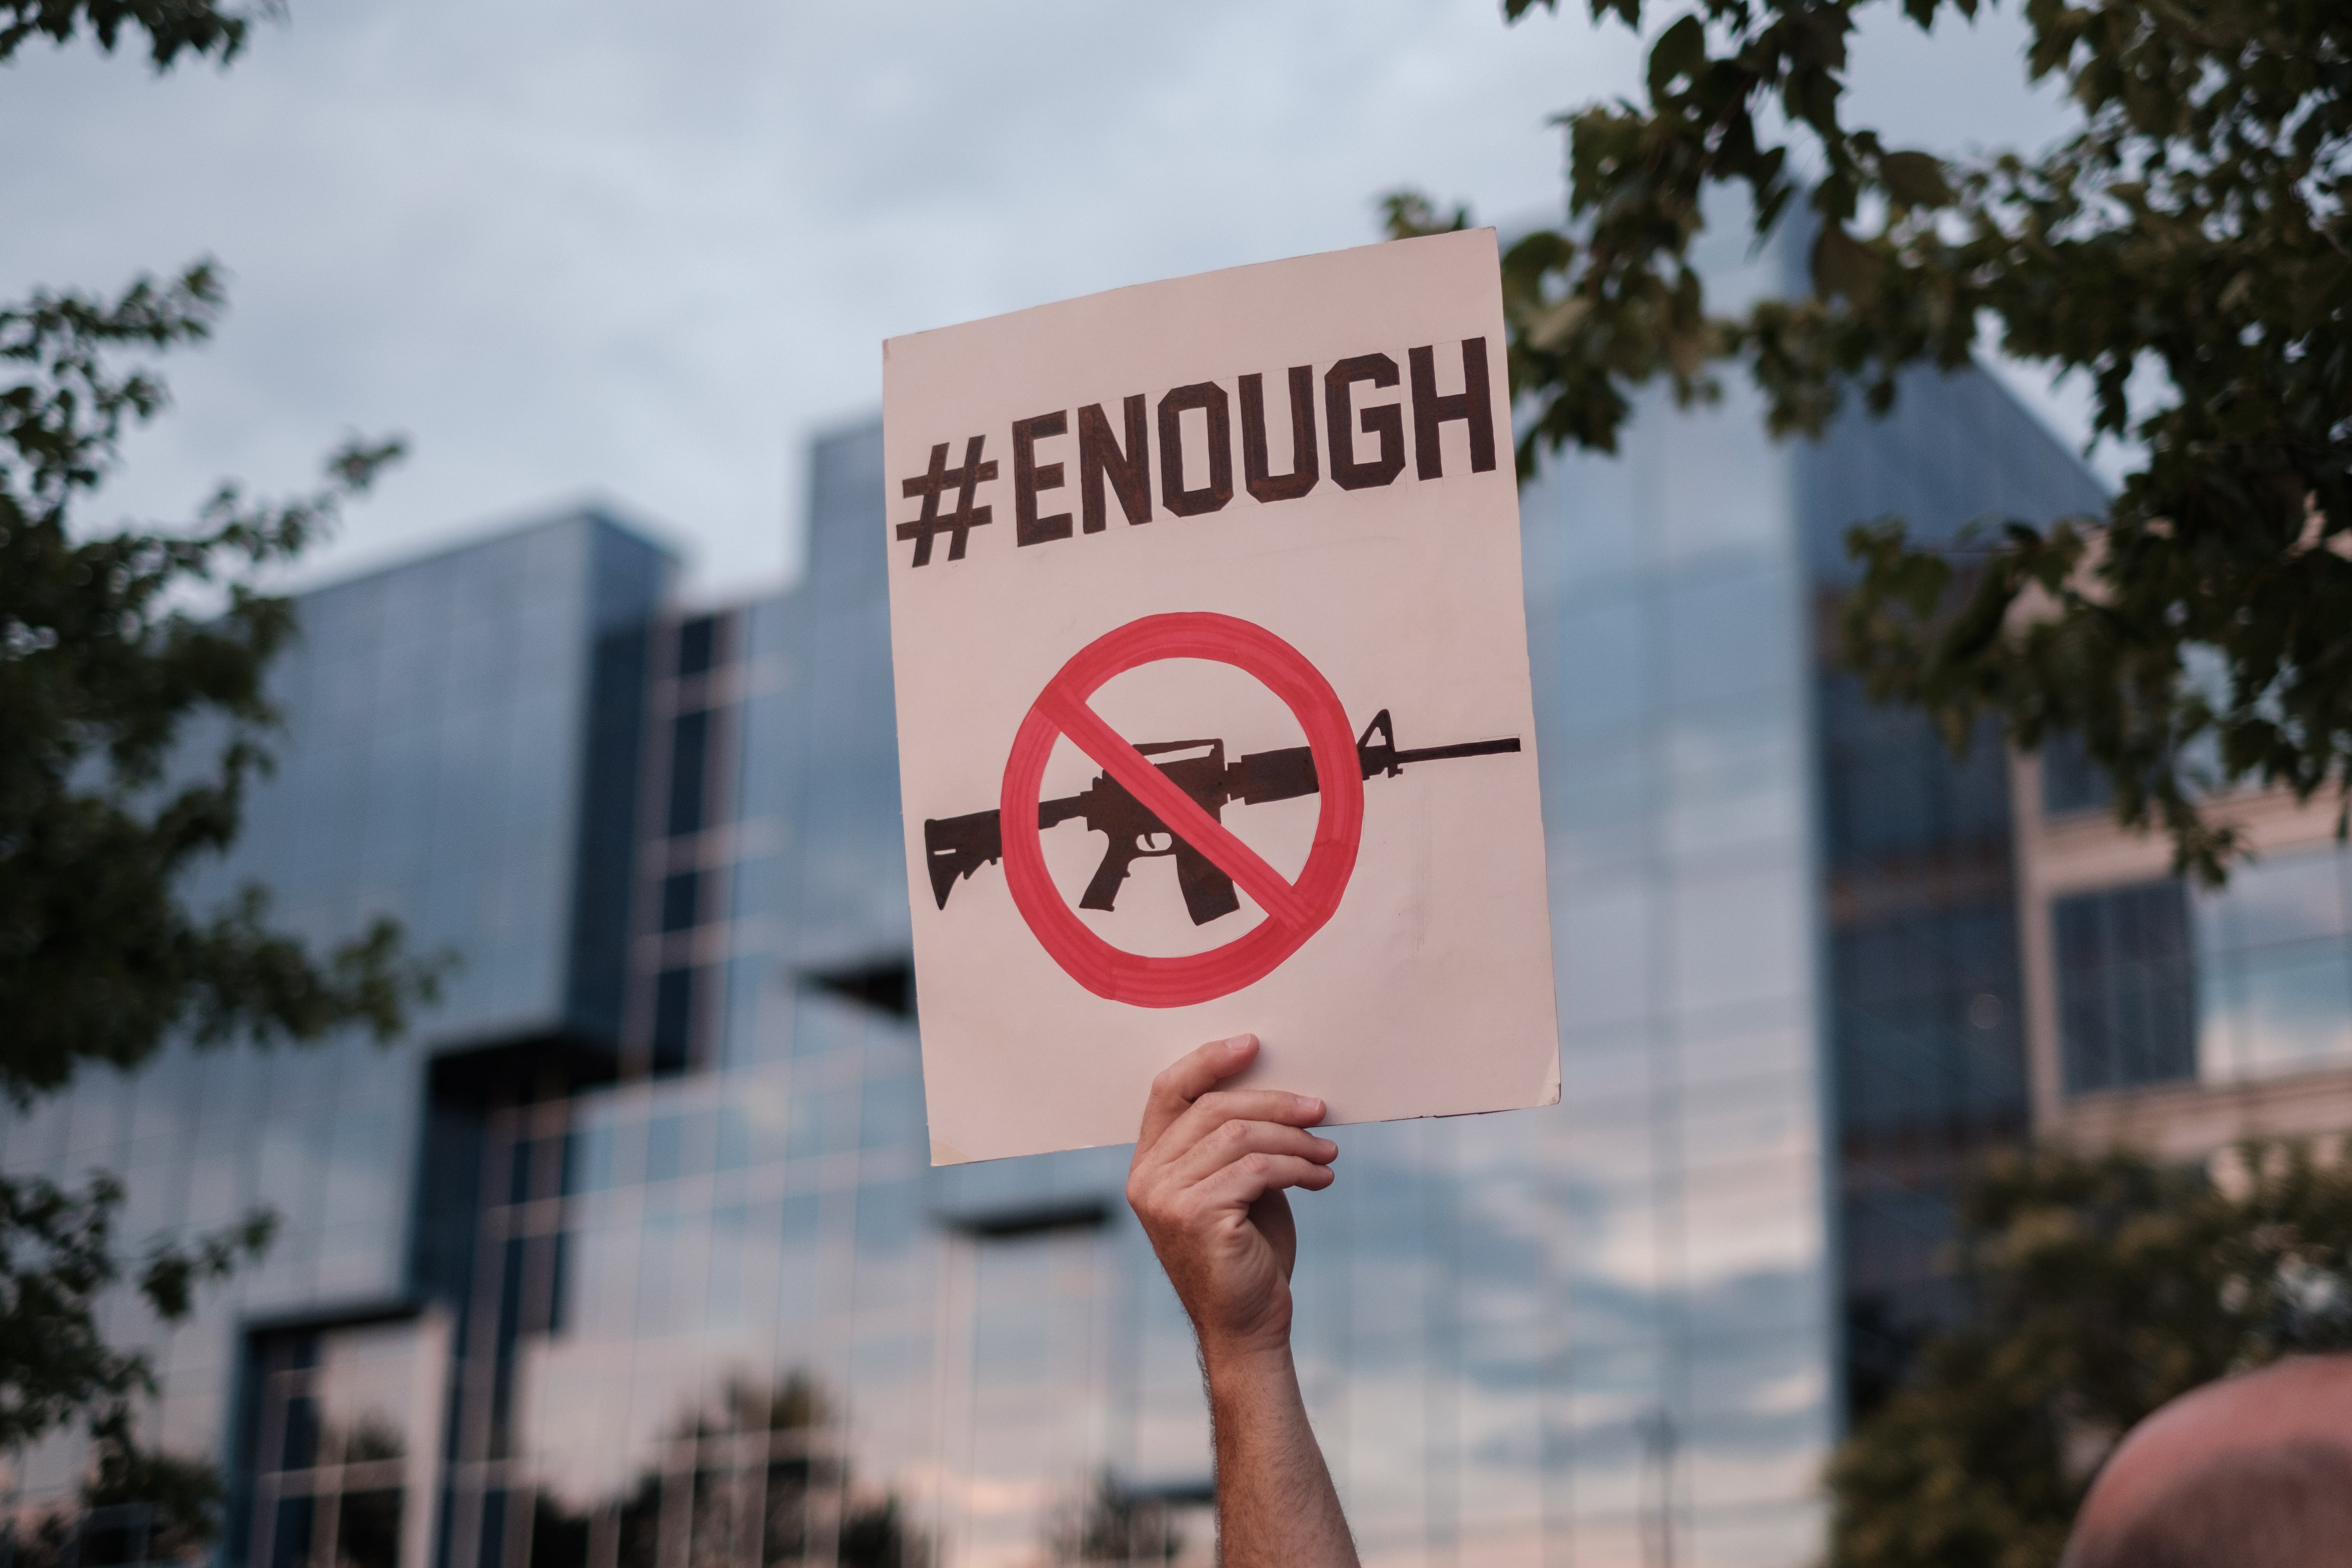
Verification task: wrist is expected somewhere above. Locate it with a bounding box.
[1198,1332,1296,1389]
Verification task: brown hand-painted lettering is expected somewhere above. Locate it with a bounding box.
[1157,382,1235,517]
[1408,339,1496,480]
[1325,354,1405,491]
[1240,366,1319,503]
[1079,396,1152,533]
[1013,411,1072,546]
[895,436,997,566]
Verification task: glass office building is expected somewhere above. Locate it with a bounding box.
[6,227,2130,1568]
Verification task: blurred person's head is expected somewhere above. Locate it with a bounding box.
[2065,1355,2352,1568]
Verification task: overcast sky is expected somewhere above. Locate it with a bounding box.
[2,0,2083,600]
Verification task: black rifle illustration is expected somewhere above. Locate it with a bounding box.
[923,710,1521,926]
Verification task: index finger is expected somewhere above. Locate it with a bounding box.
[1137,1034,1257,1151]
[1136,1088,1330,1176]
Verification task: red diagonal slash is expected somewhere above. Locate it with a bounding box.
[996,612,1363,1008]
[1034,680,1314,931]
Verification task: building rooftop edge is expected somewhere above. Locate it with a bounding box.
[292,497,686,602]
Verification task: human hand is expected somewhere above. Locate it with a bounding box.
[1125,1034,1337,1365]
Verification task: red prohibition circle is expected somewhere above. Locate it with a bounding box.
[998,612,1365,1008]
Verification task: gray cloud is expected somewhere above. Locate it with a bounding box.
[1,1,2080,598]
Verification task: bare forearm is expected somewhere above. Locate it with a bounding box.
[1128,1040,1351,1565]
[1205,1345,1358,1568]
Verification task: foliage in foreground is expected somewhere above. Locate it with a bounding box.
[1,0,438,1543]
[0,1172,273,1451]
[0,0,277,69]
[0,264,436,1106]
[0,259,438,1491]
[1392,0,2351,882]
[1828,1141,2352,1568]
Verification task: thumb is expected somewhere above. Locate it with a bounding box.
[1248,1189,1298,1278]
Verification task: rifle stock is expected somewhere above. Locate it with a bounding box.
[922,810,1002,911]
[921,794,1087,910]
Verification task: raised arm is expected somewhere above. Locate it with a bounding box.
[1125,1034,1358,1568]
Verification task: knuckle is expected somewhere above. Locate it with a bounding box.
[1218,1118,1251,1146]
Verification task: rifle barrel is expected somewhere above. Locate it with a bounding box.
[1389,738,1521,766]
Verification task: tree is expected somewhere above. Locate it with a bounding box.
[1390,0,2351,882]
[1,268,430,1101]
[528,1372,927,1568]
[0,1407,230,1568]
[1,0,439,1544]
[1827,1141,2352,1568]
[1041,1471,1187,1567]
[1,0,278,68]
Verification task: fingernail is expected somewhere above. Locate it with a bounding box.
[1296,1095,1324,1118]
[1225,1033,1256,1053]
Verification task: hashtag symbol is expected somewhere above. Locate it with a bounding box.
[896,436,999,567]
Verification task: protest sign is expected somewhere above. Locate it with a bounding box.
[883,229,1558,1163]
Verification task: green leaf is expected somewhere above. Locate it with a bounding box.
[0,0,280,71]
[1377,188,1471,240]
[1879,149,1955,207]
[1648,13,1706,101]
[1811,221,1876,300]
[1525,294,1592,351]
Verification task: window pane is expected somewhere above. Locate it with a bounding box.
[268,1496,316,1568]
[2211,849,2351,954]
[336,1490,403,1568]
[280,1387,322,1472]
[2055,882,2195,1093]
[666,710,709,838]
[676,614,719,677]
[652,967,695,1072]
[2232,950,2352,1079]
[658,870,699,933]
[2040,729,2111,815]
[2190,847,2352,1083]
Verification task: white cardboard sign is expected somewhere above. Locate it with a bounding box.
[883,230,1558,1164]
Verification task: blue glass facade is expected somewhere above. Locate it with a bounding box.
[1514,233,1835,1560]
[1800,360,2109,1416]
[6,242,2128,1568]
